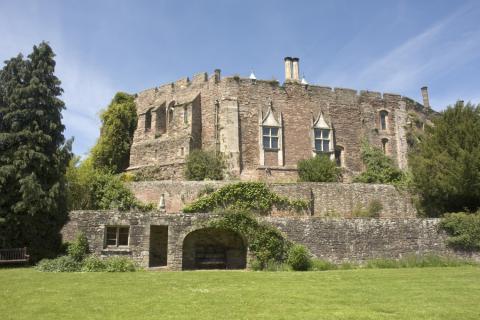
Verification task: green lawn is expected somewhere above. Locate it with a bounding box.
[1,267,480,320]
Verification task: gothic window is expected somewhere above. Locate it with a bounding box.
[105,226,129,247]
[381,138,389,154]
[145,110,152,132]
[380,110,388,130]
[183,105,188,124]
[263,127,279,150]
[314,128,330,153]
[168,107,174,124]
[156,105,166,134]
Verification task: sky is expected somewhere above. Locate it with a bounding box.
[1,0,480,156]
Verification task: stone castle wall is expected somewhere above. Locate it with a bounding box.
[128,70,431,182]
[62,211,478,270]
[128,181,417,218]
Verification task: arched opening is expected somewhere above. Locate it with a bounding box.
[144,109,152,132]
[379,110,389,130]
[156,105,166,135]
[182,228,247,270]
[381,138,389,155]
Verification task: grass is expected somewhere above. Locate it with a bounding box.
[1,267,480,319]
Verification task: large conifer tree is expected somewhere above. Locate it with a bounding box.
[0,42,71,260]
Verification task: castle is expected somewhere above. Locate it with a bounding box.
[127,57,432,182]
[61,58,466,271]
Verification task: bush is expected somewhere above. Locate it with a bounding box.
[440,212,480,250]
[365,254,477,268]
[310,259,338,271]
[81,255,107,272]
[67,233,89,262]
[183,182,308,214]
[35,256,82,272]
[286,244,312,271]
[104,256,136,272]
[353,141,405,184]
[297,154,341,182]
[184,150,225,181]
[351,200,383,218]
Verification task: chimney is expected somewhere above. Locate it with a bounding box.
[292,57,300,81]
[284,57,292,81]
[421,86,430,109]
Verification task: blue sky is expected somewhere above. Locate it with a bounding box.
[1,0,480,156]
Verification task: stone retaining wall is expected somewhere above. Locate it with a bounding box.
[62,210,477,270]
[129,181,416,218]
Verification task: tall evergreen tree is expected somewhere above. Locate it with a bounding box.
[410,102,480,217]
[91,92,137,173]
[0,42,71,260]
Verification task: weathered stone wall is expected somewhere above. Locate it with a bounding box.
[128,181,416,218]
[128,69,431,182]
[62,210,479,270]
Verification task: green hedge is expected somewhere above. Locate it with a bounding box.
[440,212,480,250]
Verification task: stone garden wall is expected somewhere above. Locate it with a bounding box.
[62,210,477,270]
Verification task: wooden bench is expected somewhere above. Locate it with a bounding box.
[0,247,30,264]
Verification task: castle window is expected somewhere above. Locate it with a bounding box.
[263,127,279,150]
[168,108,174,124]
[314,128,330,153]
[335,145,344,167]
[381,138,389,154]
[156,106,166,134]
[380,110,388,130]
[145,110,152,132]
[105,226,129,247]
[183,105,188,124]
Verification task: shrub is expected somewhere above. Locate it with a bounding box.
[297,154,341,182]
[287,244,312,271]
[184,150,225,181]
[67,233,89,262]
[365,254,478,269]
[81,255,107,272]
[351,200,383,218]
[183,182,308,214]
[105,256,137,272]
[36,256,82,272]
[440,212,480,250]
[310,259,338,271]
[353,141,405,184]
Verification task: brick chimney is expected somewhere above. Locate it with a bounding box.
[292,57,300,81]
[421,86,430,109]
[284,57,292,81]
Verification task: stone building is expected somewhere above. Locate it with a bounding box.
[128,57,432,181]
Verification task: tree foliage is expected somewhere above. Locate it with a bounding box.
[0,42,71,260]
[410,102,480,216]
[184,150,225,181]
[91,92,137,173]
[440,211,480,251]
[353,141,405,184]
[297,154,341,182]
[66,156,152,211]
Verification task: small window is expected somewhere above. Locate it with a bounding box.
[145,111,152,132]
[183,105,188,124]
[380,110,388,130]
[262,127,279,150]
[381,138,389,154]
[168,108,174,124]
[314,128,330,153]
[105,226,129,247]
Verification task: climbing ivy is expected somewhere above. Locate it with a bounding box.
[209,210,291,268]
[182,182,309,214]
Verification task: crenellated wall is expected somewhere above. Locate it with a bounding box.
[62,211,479,270]
[128,69,432,182]
[127,181,417,218]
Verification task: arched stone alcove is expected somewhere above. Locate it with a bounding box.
[182,228,247,270]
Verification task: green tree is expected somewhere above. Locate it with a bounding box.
[353,141,404,184]
[0,43,71,260]
[410,102,480,217]
[91,92,137,173]
[297,154,341,182]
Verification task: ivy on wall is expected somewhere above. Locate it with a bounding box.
[182,182,309,214]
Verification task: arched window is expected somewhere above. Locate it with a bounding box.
[145,110,152,132]
[156,105,166,134]
[381,138,389,154]
[183,105,188,124]
[168,107,174,124]
[380,110,388,130]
